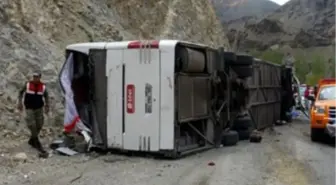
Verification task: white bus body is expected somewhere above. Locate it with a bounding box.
[62,40,217,156]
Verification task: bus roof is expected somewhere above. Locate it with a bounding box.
[66,42,107,54]
[65,40,213,54]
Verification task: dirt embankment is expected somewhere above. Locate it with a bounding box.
[0,0,229,137]
[0,1,230,181]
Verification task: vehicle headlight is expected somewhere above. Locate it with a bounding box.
[314,106,326,114]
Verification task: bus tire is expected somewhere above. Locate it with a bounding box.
[221,130,239,146]
[237,130,251,140]
[224,52,237,64]
[231,65,253,79]
[235,55,254,65]
[232,116,252,130]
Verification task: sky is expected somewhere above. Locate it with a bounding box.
[269,0,290,5]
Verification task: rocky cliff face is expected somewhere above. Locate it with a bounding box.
[211,0,280,29]
[269,0,335,46]
[0,0,229,132]
[228,0,335,51]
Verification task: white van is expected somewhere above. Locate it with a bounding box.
[59,40,220,157]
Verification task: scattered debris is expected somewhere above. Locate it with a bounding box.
[49,134,89,156]
[102,157,127,163]
[69,173,83,184]
[275,120,286,126]
[49,139,64,150]
[267,126,280,136]
[250,130,262,143]
[55,147,78,156]
[13,152,28,162]
[38,151,49,158]
[208,161,215,166]
[68,154,101,184]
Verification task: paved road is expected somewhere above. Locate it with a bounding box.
[1,119,335,185]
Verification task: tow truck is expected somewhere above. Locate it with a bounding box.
[309,78,336,141]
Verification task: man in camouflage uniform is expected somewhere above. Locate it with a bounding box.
[18,72,49,153]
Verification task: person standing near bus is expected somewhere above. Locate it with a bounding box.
[17,72,49,153]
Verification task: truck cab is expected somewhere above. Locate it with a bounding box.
[310,78,336,141]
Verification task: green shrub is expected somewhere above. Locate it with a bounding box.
[259,50,284,64]
[249,50,334,85]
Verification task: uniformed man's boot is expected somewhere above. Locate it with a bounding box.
[35,137,47,153]
[28,136,37,148]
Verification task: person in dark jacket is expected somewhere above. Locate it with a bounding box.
[304,85,311,110]
[17,72,49,153]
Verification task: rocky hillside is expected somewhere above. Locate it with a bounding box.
[0,0,229,131]
[211,0,280,27]
[228,0,335,51]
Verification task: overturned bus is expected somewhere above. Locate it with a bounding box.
[58,40,285,157]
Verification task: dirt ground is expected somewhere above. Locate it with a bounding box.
[0,118,334,185]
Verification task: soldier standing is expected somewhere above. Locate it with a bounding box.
[17,72,49,153]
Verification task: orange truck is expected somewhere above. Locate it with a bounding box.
[309,78,336,141]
